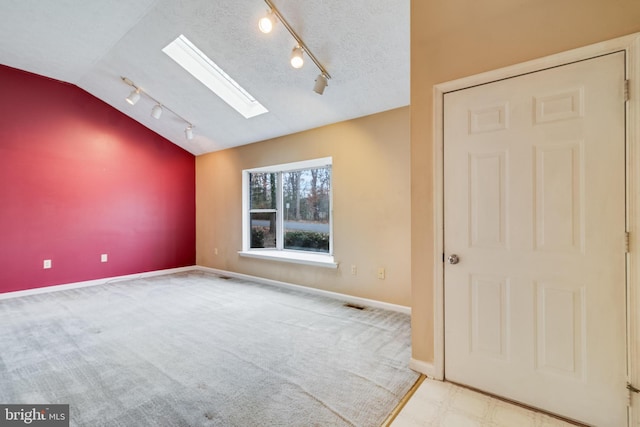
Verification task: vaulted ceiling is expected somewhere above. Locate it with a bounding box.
[0,0,409,155]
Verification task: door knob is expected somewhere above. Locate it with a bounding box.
[447,254,460,265]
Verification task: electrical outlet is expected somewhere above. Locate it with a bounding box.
[377,267,385,280]
[351,265,357,275]
[101,254,108,263]
[214,248,218,255]
[43,259,52,269]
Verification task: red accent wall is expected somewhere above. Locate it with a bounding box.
[0,65,196,293]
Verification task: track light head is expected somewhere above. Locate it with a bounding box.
[126,89,141,105]
[290,45,304,69]
[151,104,163,119]
[258,9,276,34]
[185,125,194,140]
[257,5,331,87]
[313,74,328,95]
[122,77,193,139]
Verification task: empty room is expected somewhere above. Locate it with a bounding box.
[1,1,640,426]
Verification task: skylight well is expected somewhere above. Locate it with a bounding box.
[163,35,268,119]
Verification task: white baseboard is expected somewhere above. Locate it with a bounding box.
[195,265,411,315]
[0,266,195,300]
[409,358,439,379]
[2,266,412,315]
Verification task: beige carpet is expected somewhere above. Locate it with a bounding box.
[0,271,419,426]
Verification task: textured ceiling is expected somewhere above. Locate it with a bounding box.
[0,0,409,155]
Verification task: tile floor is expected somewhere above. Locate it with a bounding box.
[390,378,576,427]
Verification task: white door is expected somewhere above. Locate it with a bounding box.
[444,52,627,426]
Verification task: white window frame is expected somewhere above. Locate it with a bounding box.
[239,157,337,268]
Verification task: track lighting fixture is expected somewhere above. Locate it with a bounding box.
[290,45,304,69]
[126,89,141,105]
[258,0,332,94]
[185,125,194,140]
[313,73,328,95]
[151,104,163,119]
[121,77,194,141]
[258,9,276,34]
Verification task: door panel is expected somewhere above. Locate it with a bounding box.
[469,152,507,249]
[534,141,584,252]
[444,52,627,426]
[535,281,585,380]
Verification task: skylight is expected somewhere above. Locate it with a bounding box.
[162,35,268,119]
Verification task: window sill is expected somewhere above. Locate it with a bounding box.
[238,250,338,269]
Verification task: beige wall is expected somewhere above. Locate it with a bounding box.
[197,107,412,306]
[410,0,640,364]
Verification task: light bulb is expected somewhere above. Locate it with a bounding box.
[290,46,304,69]
[258,10,275,33]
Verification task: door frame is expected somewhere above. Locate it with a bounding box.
[431,33,640,424]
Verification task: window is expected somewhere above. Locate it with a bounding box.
[240,158,335,268]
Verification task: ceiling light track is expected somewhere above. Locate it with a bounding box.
[261,0,332,94]
[121,77,195,140]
